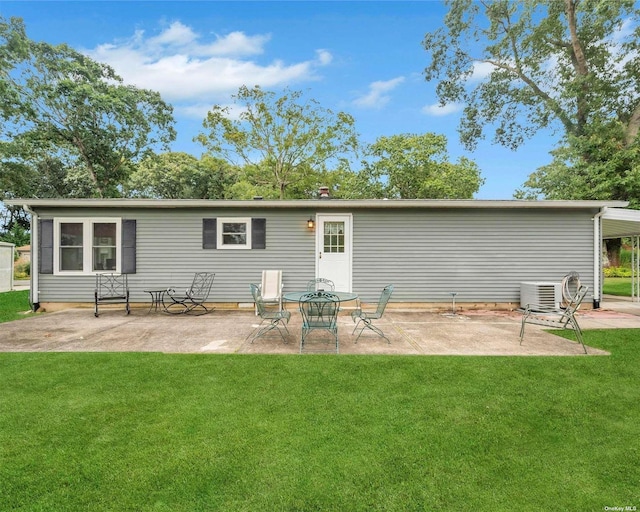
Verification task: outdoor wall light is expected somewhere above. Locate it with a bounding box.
[307,217,315,229]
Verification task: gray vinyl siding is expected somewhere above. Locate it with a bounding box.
[35,205,597,305]
[131,208,317,301]
[352,208,595,303]
[36,207,319,303]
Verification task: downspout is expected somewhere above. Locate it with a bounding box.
[631,235,640,302]
[22,204,39,311]
[592,207,607,309]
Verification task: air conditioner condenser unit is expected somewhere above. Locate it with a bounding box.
[520,282,562,310]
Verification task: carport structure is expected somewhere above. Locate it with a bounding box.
[598,207,640,304]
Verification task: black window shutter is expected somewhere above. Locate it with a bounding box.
[121,219,136,274]
[203,218,217,249]
[252,218,266,249]
[39,219,54,274]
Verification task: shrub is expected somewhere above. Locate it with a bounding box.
[603,266,632,278]
[620,248,633,268]
[14,262,30,279]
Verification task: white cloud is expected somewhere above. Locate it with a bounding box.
[199,30,271,57]
[421,102,463,116]
[148,21,198,47]
[470,60,496,82]
[175,102,246,120]
[174,103,216,120]
[608,17,638,74]
[315,49,333,66]
[84,21,329,111]
[612,17,635,43]
[352,77,405,109]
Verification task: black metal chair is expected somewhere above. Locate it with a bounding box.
[351,285,394,343]
[247,283,291,343]
[163,272,215,315]
[94,273,130,317]
[299,292,340,353]
[520,284,589,354]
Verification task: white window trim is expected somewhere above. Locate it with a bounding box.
[53,218,122,275]
[217,217,252,250]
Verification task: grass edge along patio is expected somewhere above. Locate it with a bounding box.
[0,327,639,511]
[1,290,639,509]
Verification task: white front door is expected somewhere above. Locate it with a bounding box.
[316,214,352,292]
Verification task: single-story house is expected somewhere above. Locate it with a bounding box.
[3,197,640,311]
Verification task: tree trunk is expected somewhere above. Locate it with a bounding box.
[605,238,622,267]
[625,103,640,147]
[565,0,590,135]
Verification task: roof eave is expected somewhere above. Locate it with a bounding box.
[2,198,630,210]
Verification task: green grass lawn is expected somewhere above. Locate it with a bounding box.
[1,330,639,511]
[603,277,633,297]
[0,290,31,323]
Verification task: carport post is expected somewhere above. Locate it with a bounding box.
[23,204,39,310]
[593,208,605,309]
[633,236,639,303]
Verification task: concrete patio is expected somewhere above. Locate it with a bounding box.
[1,297,639,355]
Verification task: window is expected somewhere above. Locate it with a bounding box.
[93,223,118,271]
[59,222,84,271]
[54,218,121,274]
[323,221,345,253]
[217,218,252,249]
[202,217,266,250]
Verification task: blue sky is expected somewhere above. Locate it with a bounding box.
[1,1,563,199]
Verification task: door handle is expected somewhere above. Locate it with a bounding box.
[319,252,322,259]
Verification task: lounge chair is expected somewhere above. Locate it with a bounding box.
[164,272,215,315]
[520,285,589,354]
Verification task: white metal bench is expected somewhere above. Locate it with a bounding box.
[520,285,589,354]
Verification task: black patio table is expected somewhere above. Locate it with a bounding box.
[143,289,168,313]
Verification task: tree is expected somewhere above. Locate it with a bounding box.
[423,1,640,152]
[516,120,640,266]
[0,221,30,247]
[518,120,640,207]
[334,166,386,200]
[0,17,29,122]
[353,133,483,199]
[196,86,359,199]
[224,160,345,200]
[0,15,176,198]
[126,153,235,199]
[424,1,640,263]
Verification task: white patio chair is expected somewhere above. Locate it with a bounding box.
[258,270,283,312]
